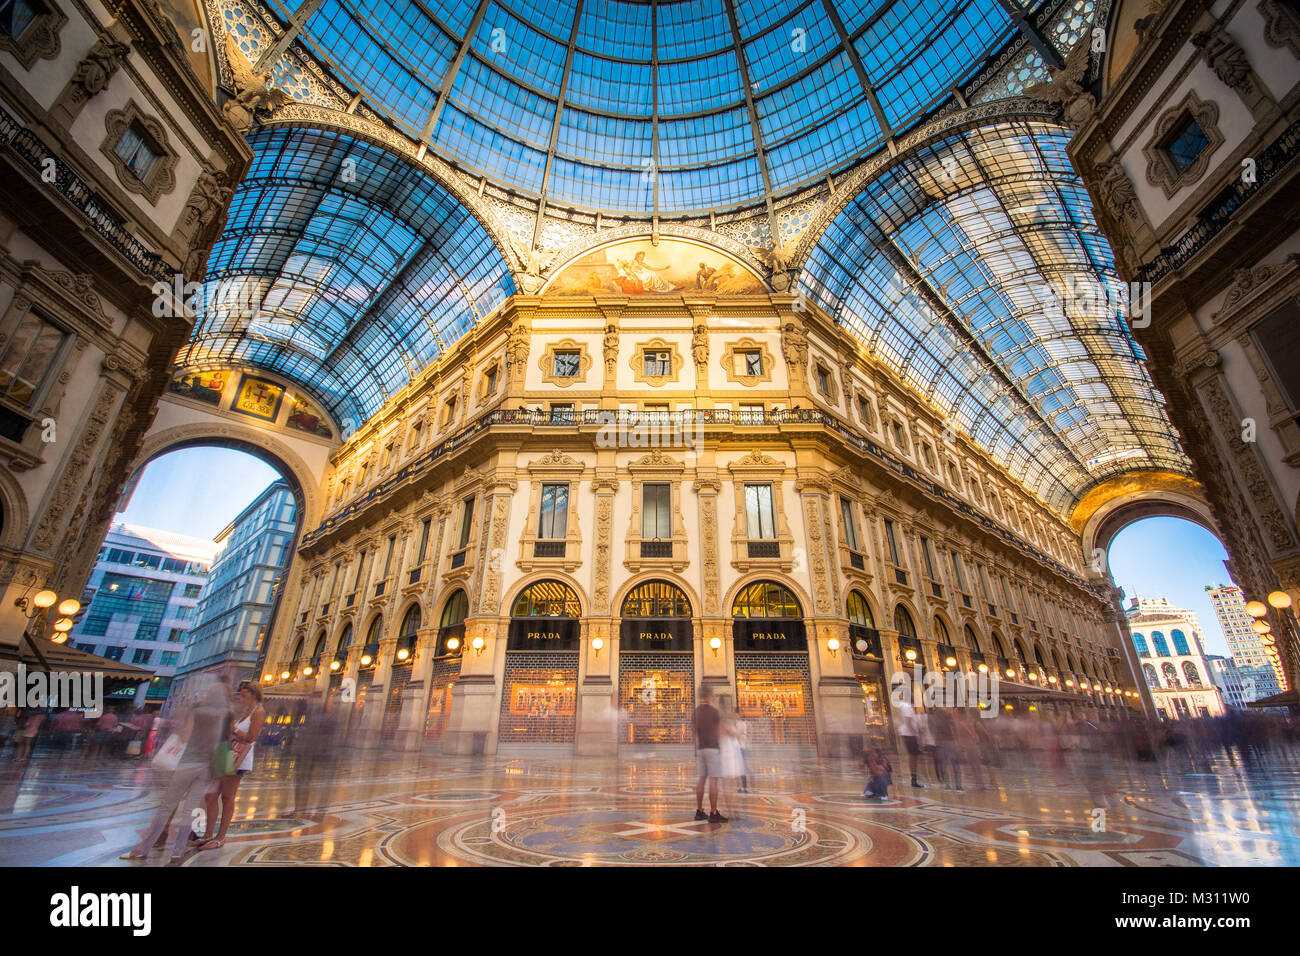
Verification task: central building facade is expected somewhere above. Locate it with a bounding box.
[261,239,1137,755]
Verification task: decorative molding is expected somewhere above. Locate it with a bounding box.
[1142,91,1225,199]
[65,34,131,107]
[0,0,66,69]
[628,337,685,387]
[1260,0,1300,58]
[100,101,179,204]
[537,338,593,388]
[719,337,775,387]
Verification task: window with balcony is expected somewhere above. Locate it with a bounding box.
[744,484,777,556]
[919,535,940,596]
[550,403,575,423]
[641,482,672,557]
[840,496,864,569]
[884,518,906,585]
[857,396,875,428]
[536,483,569,557]
[951,550,971,607]
[410,517,432,584]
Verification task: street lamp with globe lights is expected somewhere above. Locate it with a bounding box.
[14,587,81,650]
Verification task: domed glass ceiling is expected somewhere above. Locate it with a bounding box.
[282,0,1032,213]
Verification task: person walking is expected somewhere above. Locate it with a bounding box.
[197,680,265,850]
[693,685,727,824]
[120,678,231,865]
[894,697,925,789]
[930,707,961,791]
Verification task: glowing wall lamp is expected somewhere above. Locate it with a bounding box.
[827,637,840,658]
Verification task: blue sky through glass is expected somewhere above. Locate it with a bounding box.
[1107,516,1235,657]
[117,448,281,543]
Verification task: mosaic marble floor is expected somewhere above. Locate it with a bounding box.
[2,747,1298,866]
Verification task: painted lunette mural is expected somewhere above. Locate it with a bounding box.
[545,239,765,296]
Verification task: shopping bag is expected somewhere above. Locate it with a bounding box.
[211,740,235,778]
[152,734,184,771]
[125,738,143,757]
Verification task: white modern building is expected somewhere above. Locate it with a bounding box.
[71,524,215,708]
[1206,655,1248,710]
[1126,597,1225,721]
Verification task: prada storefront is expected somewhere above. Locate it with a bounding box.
[731,582,817,746]
[500,581,581,744]
[618,581,695,746]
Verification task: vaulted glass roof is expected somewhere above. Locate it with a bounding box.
[175,126,514,428]
[802,121,1189,513]
[278,0,1031,213]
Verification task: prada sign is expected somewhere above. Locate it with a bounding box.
[732,619,807,652]
[620,618,693,651]
[507,617,580,651]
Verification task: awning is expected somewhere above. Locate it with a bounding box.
[1246,689,1299,709]
[993,679,1093,702]
[1,635,153,693]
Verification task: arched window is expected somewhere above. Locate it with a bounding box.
[399,605,421,639]
[1067,653,1078,673]
[1152,631,1170,657]
[1033,644,1046,666]
[290,636,304,663]
[732,581,802,618]
[622,581,692,618]
[1143,663,1158,688]
[335,623,352,656]
[893,605,917,638]
[964,625,981,652]
[440,590,469,628]
[1013,638,1027,662]
[312,630,327,659]
[365,615,382,643]
[512,580,580,617]
[846,591,874,627]
[1182,661,1202,686]
[1161,661,1180,687]
[990,631,1006,656]
[1171,629,1190,656]
[933,616,950,643]
[1132,632,1149,656]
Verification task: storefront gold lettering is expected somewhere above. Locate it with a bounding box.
[527,631,563,640]
[640,632,672,641]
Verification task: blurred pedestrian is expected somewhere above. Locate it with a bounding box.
[861,747,892,801]
[894,696,925,789]
[197,680,265,850]
[693,685,726,823]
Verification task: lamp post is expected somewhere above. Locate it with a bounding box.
[14,588,81,661]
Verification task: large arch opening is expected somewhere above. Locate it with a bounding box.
[68,441,302,714]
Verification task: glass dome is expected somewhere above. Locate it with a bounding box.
[287,0,1030,213]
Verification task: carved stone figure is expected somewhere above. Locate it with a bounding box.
[222,36,293,134]
[1192,27,1255,96]
[1022,38,1095,130]
[781,321,808,369]
[1090,157,1140,225]
[602,324,618,372]
[69,37,130,104]
[692,324,709,367]
[506,324,530,381]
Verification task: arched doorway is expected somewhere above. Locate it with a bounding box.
[846,590,888,746]
[328,623,352,697]
[425,589,468,743]
[618,580,695,746]
[381,604,421,741]
[500,580,581,745]
[731,580,815,747]
[894,604,923,668]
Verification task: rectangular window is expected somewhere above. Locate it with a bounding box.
[168,628,185,643]
[738,404,764,425]
[550,403,575,423]
[382,534,396,577]
[443,397,457,425]
[643,483,671,539]
[160,652,179,666]
[744,484,776,539]
[538,483,569,539]
[553,351,580,377]
[353,551,367,590]
[884,519,902,566]
[1251,299,1300,413]
[950,551,968,592]
[182,584,201,599]
[132,648,152,665]
[416,518,431,563]
[485,365,499,393]
[735,350,763,376]
[816,366,830,394]
[643,350,671,376]
[920,535,936,580]
[103,647,124,662]
[840,497,860,551]
[977,563,993,602]
[457,497,474,550]
[113,122,160,180]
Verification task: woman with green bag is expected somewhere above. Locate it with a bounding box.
[197,681,265,851]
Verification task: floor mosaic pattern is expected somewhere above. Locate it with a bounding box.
[2,749,1298,867]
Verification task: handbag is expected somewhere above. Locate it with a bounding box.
[125,738,143,757]
[211,740,235,777]
[152,734,185,771]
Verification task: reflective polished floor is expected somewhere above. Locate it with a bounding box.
[2,746,1298,866]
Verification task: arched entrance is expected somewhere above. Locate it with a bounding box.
[618,580,695,747]
[846,589,889,747]
[731,580,815,747]
[500,580,582,745]
[425,589,468,743]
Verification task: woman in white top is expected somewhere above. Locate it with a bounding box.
[198,680,264,850]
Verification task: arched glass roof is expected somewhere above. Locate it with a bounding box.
[802,121,1189,513]
[286,0,1031,213]
[175,125,514,427]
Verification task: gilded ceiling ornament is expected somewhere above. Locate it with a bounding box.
[222,35,294,133]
